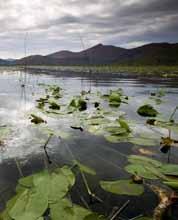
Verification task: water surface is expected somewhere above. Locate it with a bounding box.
[0,68,178,218]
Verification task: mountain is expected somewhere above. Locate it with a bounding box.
[0,58,9,65]
[46,43,127,65]
[119,43,178,65]
[12,42,178,66]
[0,58,16,65]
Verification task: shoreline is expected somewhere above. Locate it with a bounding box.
[1,65,178,78]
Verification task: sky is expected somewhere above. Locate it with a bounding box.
[0,0,178,59]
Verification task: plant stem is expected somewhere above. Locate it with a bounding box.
[110,200,130,220]
[14,158,24,177]
[169,106,178,122]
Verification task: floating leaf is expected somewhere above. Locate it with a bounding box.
[126,155,168,180]
[128,155,162,167]
[109,91,121,107]
[57,165,76,186]
[118,118,131,132]
[18,175,34,188]
[0,210,11,220]
[49,172,73,202]
[100,179,144,196]
[30,114,46,124]
[2,166,80,220]
[105,134,128,143]
[105,126,127,135]
[50,199,92,220]
[163,181,178,189]
[50,199,74,220]
[125,164,158,180]
[9,188,48,220]
[86,117,109,126]
[48,101,60,110]
[69,97,87,112]
[74,161,96,175]
[129,137,157,146]
[137,104,158,117]
[160,164,178,176]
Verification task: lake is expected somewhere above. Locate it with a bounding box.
[0,67,178,219]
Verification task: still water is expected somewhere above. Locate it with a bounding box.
[0,68,178,218]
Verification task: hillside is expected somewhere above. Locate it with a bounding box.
[3,42,178,66]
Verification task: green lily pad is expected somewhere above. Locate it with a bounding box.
[128,155,162,167]
[160,164,178,176]
[105,134,128,143]
[125,164,158,180]
[109,91,121,107]
[163,181,178,189]
[105,126,127,135]
[74,161,96,175]
[137,104,158,117]
[49,172,73,202]
[118,118,131,132]
[87,117,109,126]
[30,114,46,124]
[8,188,48,220]
[126,155,167,180]
[100,179,144,196]
[129,137,157,146]
[69,97,87,112]
[50,199,92,220]
[48,101,60,110]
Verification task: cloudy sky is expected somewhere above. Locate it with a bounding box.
[0,0,178,58]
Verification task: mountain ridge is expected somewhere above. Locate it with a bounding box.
[1,42,178,66]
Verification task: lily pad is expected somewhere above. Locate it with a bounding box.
[125,164,158,180]
[126,155,167,180]
[105,134,128,143]
[163,181,178,189]
[50,199,92,220]
[48,101,60,110]
[129,137,157,146]
[8,188,48,220]
[127,155,162,167]
[74,161,96,175]
[105,126,128,135]
[137,104,158,117]
[118,118,131,132]
[69,97,87,112]
[109,91,121,107]
[30,114,46,124]
[100,179,144,196]
[160,164,178,176]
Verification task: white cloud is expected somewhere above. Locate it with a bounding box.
[0,0,177,58]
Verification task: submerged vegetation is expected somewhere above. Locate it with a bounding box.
[1,82,178,220]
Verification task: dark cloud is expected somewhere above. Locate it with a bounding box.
[0,0,177,58]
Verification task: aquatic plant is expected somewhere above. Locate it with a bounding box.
[137,104,158,117]
[0,165,107,220]
[20,83,178,219]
